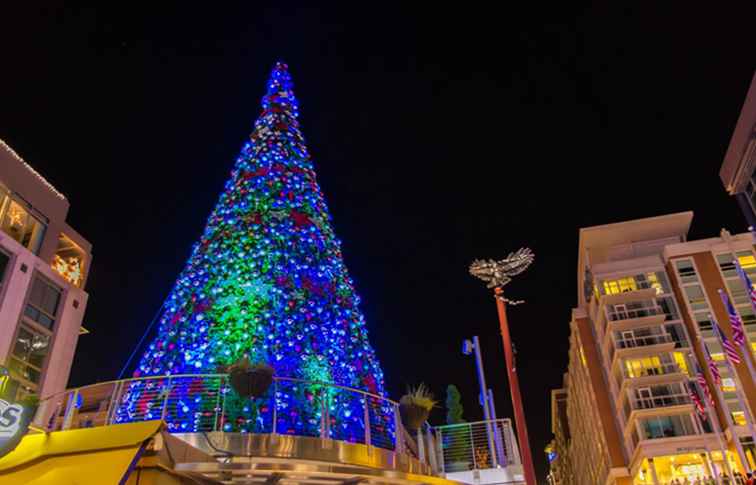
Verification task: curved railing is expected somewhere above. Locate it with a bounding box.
[33,374,406,453]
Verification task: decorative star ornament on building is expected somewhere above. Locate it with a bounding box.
[469,247,534,289]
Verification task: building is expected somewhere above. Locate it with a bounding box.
[0,139,91,402]
[550,212,756,484]
[720,71,756,229]
[545,384,574,485]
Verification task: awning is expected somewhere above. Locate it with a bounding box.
[0,420,162,485]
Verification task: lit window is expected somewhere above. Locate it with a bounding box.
[579,345,587,367]
[0,198,46,254]
[603,277,637,295]
[9,325,50,385]
[672,352,689,375]
[733,411,747,426]
[52,233,86,287]
[737,253,756,270]
[722,377,736,393]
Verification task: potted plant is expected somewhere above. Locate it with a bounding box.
[399,383,437,431]
[221,357,274,399]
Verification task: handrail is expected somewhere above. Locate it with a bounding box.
[38,374,399,407]
[33,373,429,464]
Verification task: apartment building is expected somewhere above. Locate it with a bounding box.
[550,212,756,484]
[0,140,91,401]
[720,71,756,229]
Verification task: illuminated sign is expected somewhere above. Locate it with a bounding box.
[0,399,30,458]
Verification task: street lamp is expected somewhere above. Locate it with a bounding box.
[462,336,497,467]
[469,248,537,485]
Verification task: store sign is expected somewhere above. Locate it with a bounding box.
[0,399,30,458]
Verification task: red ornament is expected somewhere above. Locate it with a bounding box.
[291,210,310,227]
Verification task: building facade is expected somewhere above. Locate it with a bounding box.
[550,212,756,484]
[545,385,574,485]
[720,71,756,229]
[0,140,91,402]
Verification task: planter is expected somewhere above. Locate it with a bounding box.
[399,402,430,431]
[229,367,274,399]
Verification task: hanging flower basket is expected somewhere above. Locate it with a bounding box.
[223,358,275,399]
[399,384,437,431]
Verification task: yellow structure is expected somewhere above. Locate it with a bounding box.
[550,213,756,484]
[0,421,162,485]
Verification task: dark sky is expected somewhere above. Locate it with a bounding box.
[2,4,755,480]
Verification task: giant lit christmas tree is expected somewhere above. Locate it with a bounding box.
[119,63,387,438]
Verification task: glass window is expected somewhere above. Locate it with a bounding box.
[0,249,9,290]
[23,276,62,330]
[675,260,697,284]
[683,285,708,311]
[717,254,737,277]
[603,277,637,295]
[52,233,86,287]
[737,251,756,272]
[657,296,679,321]
[9,325,50,384]
[0,199,46,254]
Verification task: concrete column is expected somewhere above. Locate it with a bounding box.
[702,452,721,485]
[648,458,660,485]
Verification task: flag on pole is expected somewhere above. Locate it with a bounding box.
[686,381,707,418]
[719,284,746,346]
[713,315,742,365]
[702,341,722,386]
[693,361,716,406]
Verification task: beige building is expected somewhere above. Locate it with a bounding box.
[545,384,574,485]
[720,71,756,229]
[550,212,756,484]
[0,139,91,401]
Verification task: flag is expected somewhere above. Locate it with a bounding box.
[713,316,742,365]
[719,284,746,347]
[686,381,707,418]
[694,361,716,406]
[702,342,722,386]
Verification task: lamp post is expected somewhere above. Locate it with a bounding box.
[469,248,537,485]
[463,336,497,467]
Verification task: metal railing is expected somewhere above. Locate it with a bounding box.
[622,392,691,420]
[606,303,663,322]
[33,374,406,455]
[433,419,519,473]
[615,333,673,350]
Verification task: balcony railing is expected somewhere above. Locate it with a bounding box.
[606,304,664,322]
[615,361,681,389]
[33,374,406,455]
[623,393,691,420]
[615,333,673,350]
[433,419,520,473]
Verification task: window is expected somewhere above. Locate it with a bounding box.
[9,325,50,385]
[52,233,86,287]
[675,260,697,284]
[639,414,697,440]
[23,276,62,330]
[603,277,637,295]
[683,285,707,311]
[0,198,46,254]
[0,249,9,290]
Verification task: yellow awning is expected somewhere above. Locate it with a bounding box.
[0,420,162,485]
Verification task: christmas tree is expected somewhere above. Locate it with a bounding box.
[120,63,387,438]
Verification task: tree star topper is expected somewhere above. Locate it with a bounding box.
[469,248,534,288]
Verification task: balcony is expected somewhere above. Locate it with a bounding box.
[608,332,676,364]
[614,358,686,394]
[606,302,664,323]
[622,390,692,424]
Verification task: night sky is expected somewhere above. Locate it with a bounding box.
[2,4,755,480]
